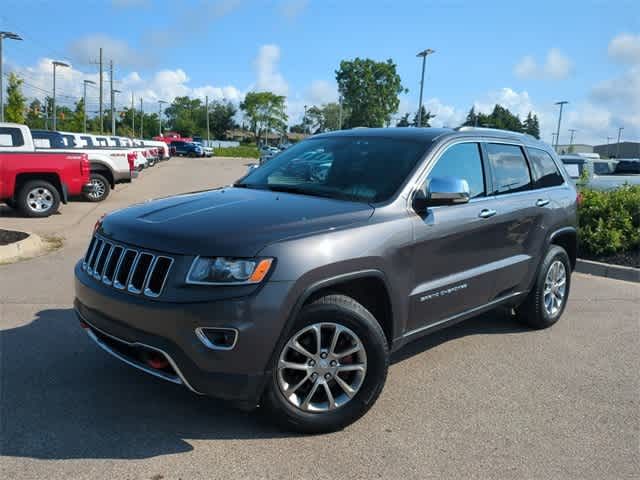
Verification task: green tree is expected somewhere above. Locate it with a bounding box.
[165,96,203,136]
[25,99,45,129]
[5,73,26,123]
[522,111,540,139]
[462,106,478,127]
[240,91,288,144]
[289,123,306,134]
[396,113,411,127]
[208,100,238,139]
[412,105,435,127]
[335,57,405,128]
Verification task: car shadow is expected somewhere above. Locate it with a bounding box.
[1,306,527,460]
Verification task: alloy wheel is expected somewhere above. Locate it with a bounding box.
[277,323,367,413]
[543,260,566,316]
[26,187,54,213]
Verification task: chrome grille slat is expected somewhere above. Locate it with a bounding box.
[81,234,174,298]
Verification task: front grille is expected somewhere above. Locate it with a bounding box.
[81,234,174,298]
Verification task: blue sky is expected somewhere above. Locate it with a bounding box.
[1,0,639,144]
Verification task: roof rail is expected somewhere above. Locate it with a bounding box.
[455,126,536,140]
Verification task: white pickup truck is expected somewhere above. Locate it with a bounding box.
[3,125,137,202]
[70,133,150,171]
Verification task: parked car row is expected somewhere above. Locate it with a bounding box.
[0,122,171,217]
[560,154,640,190]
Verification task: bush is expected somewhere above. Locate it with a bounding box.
[213,146,260,158]
[578,185,640,256]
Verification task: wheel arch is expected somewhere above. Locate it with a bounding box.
[89,162,115,188]
[548,226,577,270]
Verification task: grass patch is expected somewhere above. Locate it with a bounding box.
[213,146,260,158]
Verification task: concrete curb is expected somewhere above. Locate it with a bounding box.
[0,233,44,264]
[576,258,640,283]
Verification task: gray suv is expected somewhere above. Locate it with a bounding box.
[74,127,578,433]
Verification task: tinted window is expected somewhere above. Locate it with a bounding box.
[428,143,485,198]
[526,147,564,188]
[0,127,25,147]
[80,136,93,147]
[240,136,428,203]
[593,162,614,175]
[486,143,531,194]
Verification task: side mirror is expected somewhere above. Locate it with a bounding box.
[412,176,470,213]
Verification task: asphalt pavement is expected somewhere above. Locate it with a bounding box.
[0,156,638,480]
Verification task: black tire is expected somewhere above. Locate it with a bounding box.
[516,245,571,329]
[84,173,110,202]
[17,180,61,217]
[263,294,389,433]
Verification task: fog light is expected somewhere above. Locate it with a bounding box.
[195,327,238,350]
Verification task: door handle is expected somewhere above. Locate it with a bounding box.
[536,199,550,207]
[478,208,497,219]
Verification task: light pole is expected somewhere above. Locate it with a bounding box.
[111,89,121,135]
[551,132,557,148]
[616,127,624,158]
[606,136,612,158]
[568,129,576,149]
[553,100,568,150]
[158,100,167,136]
[83,80,95,133]
[0,31,23,122]
[416,48,435,127]
[52,60,70,130]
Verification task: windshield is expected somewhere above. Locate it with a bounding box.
[238,136,428,203]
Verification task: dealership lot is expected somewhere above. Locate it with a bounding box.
[0,156,638,479]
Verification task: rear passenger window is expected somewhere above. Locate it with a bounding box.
[527,148,564,188]
[0,127,25,147]
[428,143,485,198]
[486,143,531,195]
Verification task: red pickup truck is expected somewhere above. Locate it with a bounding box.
[1,150,92,217]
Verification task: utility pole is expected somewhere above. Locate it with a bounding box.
[616,127,624,158]
[99,48,103,134]
[140,98,143,138]
[0,31,23,122]
[205,95,210,145]
[52,60,70,130]
[606,136,612,158]
[554,101,568,150]
[338,94,343,130]
[131,92,135,134]
[83,79,95,133]
[158,100,167,136]
[568,129,576,148]
[110,61,115,135]
[416,48,435,127]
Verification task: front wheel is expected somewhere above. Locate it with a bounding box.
[263,294,389,433]
[516,245,571,329]
[84,173,110,202]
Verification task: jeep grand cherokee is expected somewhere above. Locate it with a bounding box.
[74,127,578,433]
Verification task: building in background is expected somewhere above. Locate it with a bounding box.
[555,144,594,155]
[593,141,640,159]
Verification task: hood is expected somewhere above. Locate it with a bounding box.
[99,187,374,256]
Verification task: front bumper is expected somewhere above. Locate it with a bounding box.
[74,261,294,407]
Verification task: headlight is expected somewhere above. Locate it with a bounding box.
[186,257,273,285]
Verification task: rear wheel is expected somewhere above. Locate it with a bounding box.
[17,180,61,217]
[516,245,571,329]
[84,173,110,202]
[263,294,389,433]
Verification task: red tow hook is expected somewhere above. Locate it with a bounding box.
[146,353,169,370]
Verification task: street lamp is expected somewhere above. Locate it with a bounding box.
[553,100,568,150]
[568,129,576,149]
[158,100,167,136]
[52,60,70,130]
[83,80,96,133]
[616,127,624,158]
[606,136,612,158]
[111,89,121,136]
[416,48,435,127]
[0,31,23,122]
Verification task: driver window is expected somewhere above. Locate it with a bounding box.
[427,142,485,198]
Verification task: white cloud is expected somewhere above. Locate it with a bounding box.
[514,48,572,80]
[254,44,288,96]
[279,0,308,19]
[67,34,151,68]
[608,32,640,64]
[306,80,337,105]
